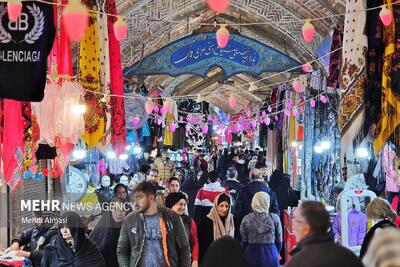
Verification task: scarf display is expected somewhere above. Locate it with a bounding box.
[364,0,383,133]
[339,0,367,153]
[96,3,111,151]
[373,0,399,154]
[80,12,105,149]
[108,0,126,155]
[3,100,24,191]
[206,194,234,241]
[251,192,270,213]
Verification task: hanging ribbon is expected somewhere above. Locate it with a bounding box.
[80,11,105,148]
[107,0,126,155]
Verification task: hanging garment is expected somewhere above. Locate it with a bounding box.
[340,0,367,153]
[57,81,85,144]
[31,81,60,147]
[332,209,368,246]
[80,12,105,149]
[3,100,24,191]
[383,144,400,193]
[97,8,111,148]
[48,0,74,177]
[364,0,383,132]
[373,0,399,154]
[327,27,343,90]
[0,1,55,101]
[108,0,126,155]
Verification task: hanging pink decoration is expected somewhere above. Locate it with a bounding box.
[169,123,177,133]
[178,116,185,123]
[132,116,140,127]
[292,79,302,93]
[62,0,89,42]
[153,106,159,113]
[201,125,209,134]
[274,115,279,121]
[320,95,328,104]
[7,0,22,22]
[228,95,237,108]
[160,107,167,115]
[145,101,155,114]
[267,106,272,113]
[288,99,294,108]
[302,19,315,43]
[207,116,212,122]
[185,124,191,132]
[187,114,193,123]
[285,110,291,117]
[113,16,128,41]
[164,100,172,113]
[225,130,233,143]
[265,117,271,125]
[206,0,229,13]
[217,135,223,144]
[251,120,257,129]
[216,25,230,48]
[292,108,298,117]
[380,5,393,26]
[212,118,219,124]
[234,124,241,132]
[310,99,316,108]
[157,118,162,125]
[261,111,267,118]
[302,63,313,73]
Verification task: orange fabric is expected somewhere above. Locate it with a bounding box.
[159,218,171,267]
[297,125,304,141]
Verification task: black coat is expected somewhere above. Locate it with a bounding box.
[181,175,202,217]
[286,234,364,267]
[197,217,214,263]
[359,219,396,259]
[12,224,58,267]
[268,170,299,214]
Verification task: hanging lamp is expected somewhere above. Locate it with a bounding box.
[62,0,89,42]
[114,16,128,41]
[380,5,393,26]
[7,0,22,22]
[216,24,230,48]
[302,19,315,43]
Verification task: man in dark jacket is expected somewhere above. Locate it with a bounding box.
[286,201,364,267]
[117,182,190,267]
[6,211,58,267]
[222,167,242,207]
[233,165,279,241]
[234,166,280,219]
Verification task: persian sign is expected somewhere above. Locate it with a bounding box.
[124,32,301,79]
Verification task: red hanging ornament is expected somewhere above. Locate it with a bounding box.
[42,169,49,176]
[51,169,58,178]
[380,5,393,26]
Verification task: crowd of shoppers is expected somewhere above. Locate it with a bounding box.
[5,146,400,267]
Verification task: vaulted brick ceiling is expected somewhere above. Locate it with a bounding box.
[117,0,345,112]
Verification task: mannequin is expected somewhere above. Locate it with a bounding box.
[119,175,132,196]
[95,175,113,205]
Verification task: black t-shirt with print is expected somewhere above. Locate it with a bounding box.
[0,1,55,102]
